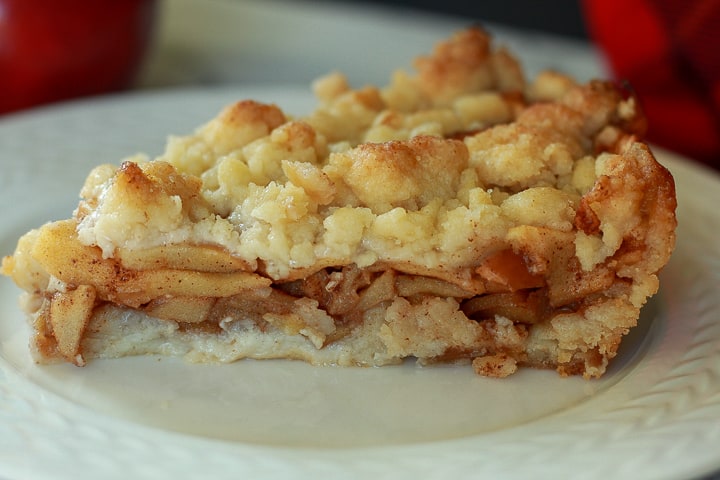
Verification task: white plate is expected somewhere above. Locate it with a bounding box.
[1,88,719,480]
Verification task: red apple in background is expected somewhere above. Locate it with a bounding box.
[0,0,157,114]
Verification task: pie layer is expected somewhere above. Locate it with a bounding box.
[1,28,677,378]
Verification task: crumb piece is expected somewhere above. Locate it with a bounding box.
[472,354,518,378]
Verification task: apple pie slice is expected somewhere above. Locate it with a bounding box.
[1,28,676,378]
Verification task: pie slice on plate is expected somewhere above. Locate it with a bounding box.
[1,28,677,378]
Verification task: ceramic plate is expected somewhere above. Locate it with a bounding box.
[1,88,719,480]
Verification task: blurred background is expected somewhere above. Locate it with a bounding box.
[0,0,718,168]
[314,0,589,38]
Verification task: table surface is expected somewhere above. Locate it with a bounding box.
[136,0,607,92]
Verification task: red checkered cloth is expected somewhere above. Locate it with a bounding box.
[583,0,720,168]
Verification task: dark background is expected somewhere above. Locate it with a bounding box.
[314,0,590,39]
